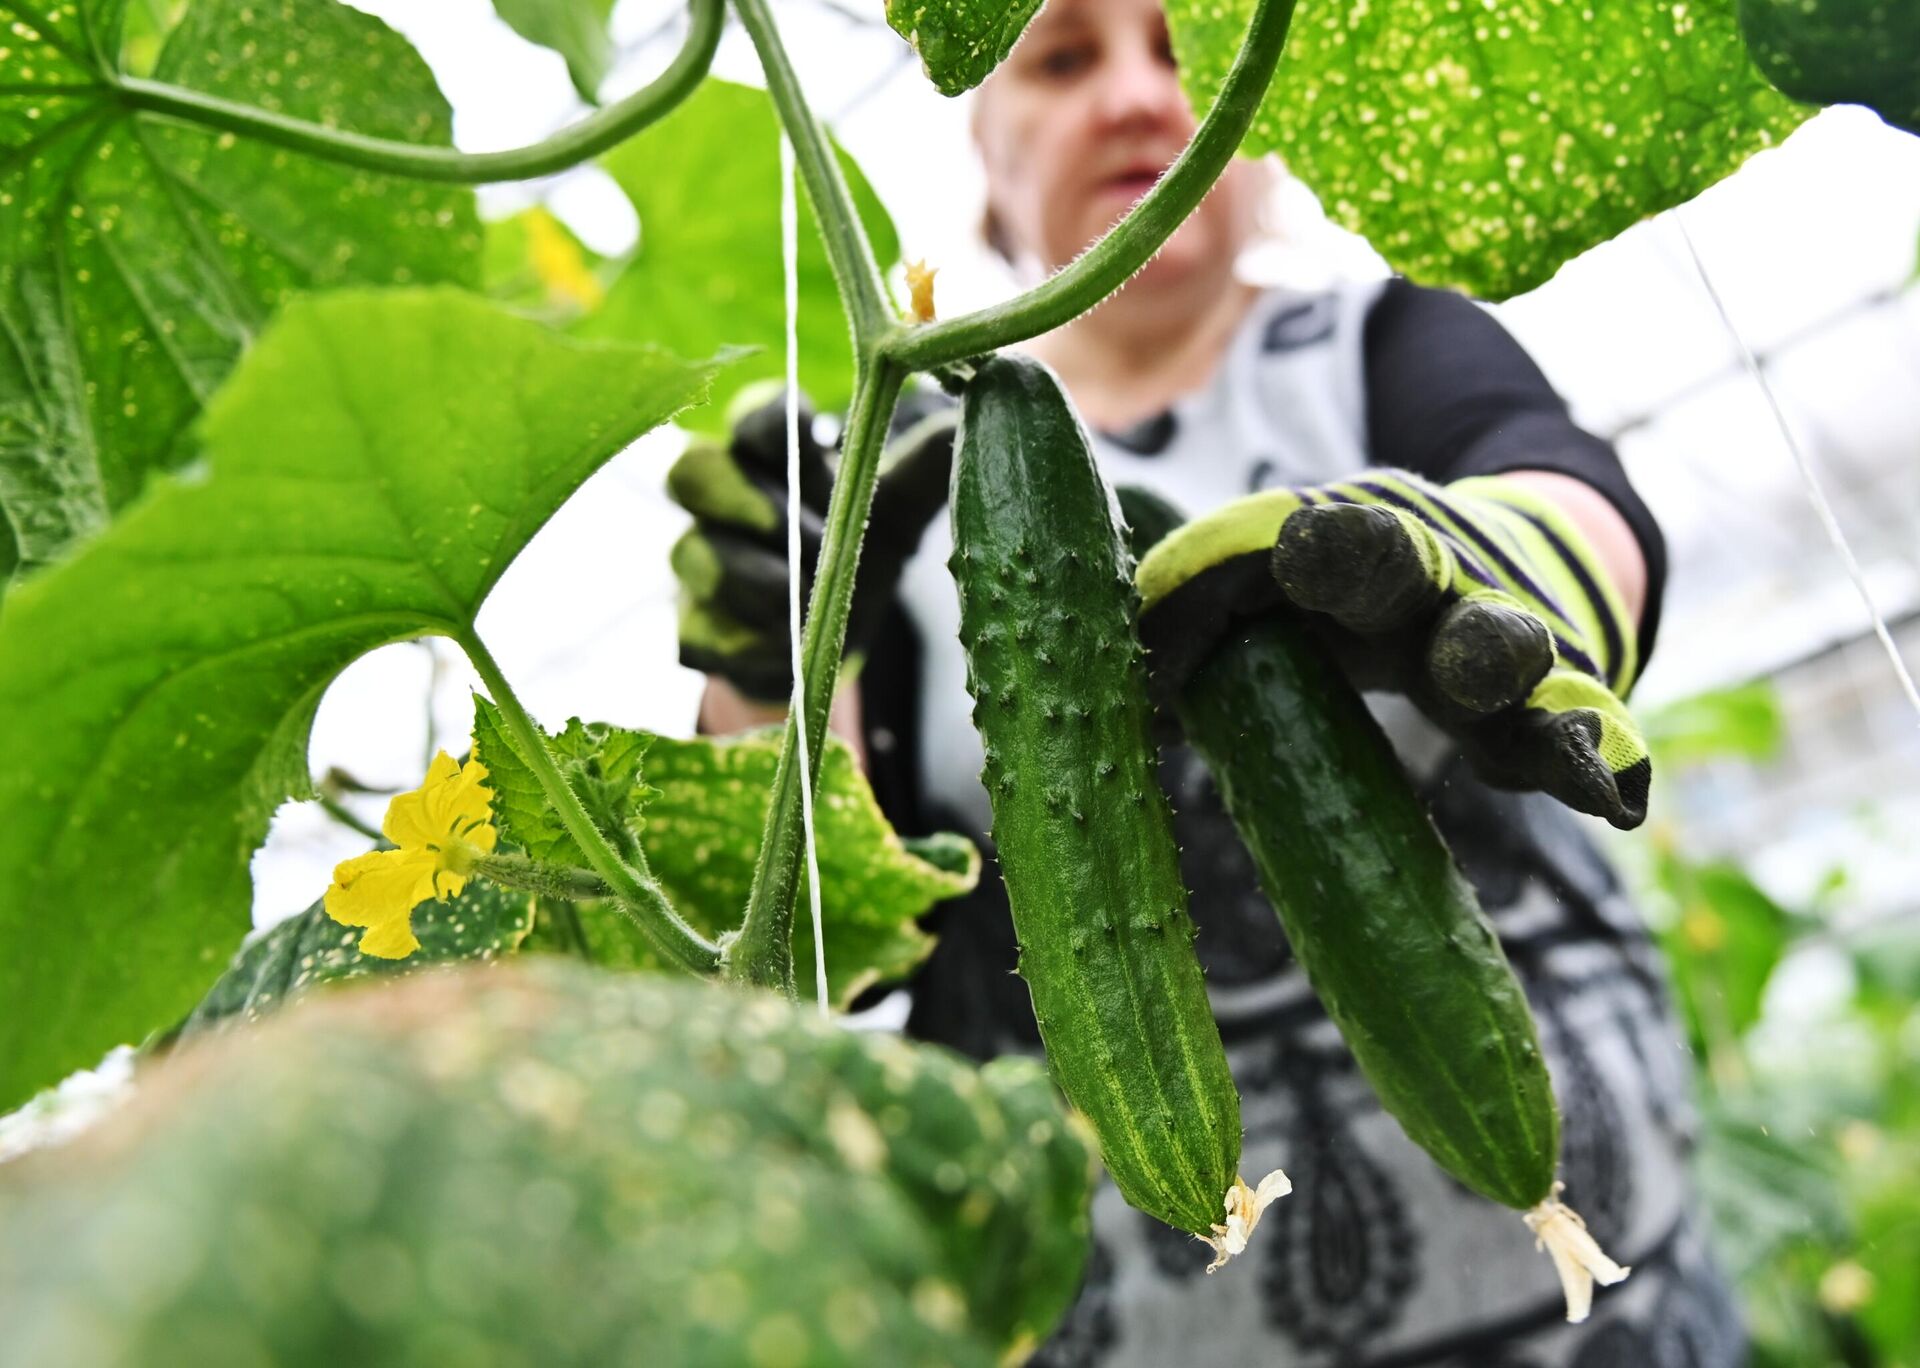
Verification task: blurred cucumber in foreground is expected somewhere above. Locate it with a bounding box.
[0,962,1094,1366]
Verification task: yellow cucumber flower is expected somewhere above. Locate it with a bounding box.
[323,751,498,960]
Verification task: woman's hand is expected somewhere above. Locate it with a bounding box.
[1134,469,1652,829]
[668,383,957,709]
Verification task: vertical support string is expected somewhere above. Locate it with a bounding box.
[781,132,831,1016]
[1673,210,1920,728]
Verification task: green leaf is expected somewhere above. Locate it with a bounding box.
[1738,0,1919,134]
[0,287,728,1112]
[500,722,980,1008]
[173,882,536,1043]
[0,0,481,580]
[578,80,901,427]
[470,696,656,870]
[884,0,1047,96]
[1166,0,1810,298]
[1655,852,1796,1048]
[1643,681,1786,770]
[483,205,610,324]
[492,0,617,104]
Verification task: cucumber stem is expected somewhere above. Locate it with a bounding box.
[880,0,1299,372]
[725,357,906,994]
[459,630,721,976]
[730,0,893,343]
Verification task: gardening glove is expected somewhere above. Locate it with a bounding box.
[669,382,957,703]
[1135,469,1652,830]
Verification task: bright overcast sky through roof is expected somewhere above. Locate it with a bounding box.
[252,0,1920,929]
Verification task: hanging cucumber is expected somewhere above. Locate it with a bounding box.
[949,353,1284,1267]
[1175,617,1629,1319]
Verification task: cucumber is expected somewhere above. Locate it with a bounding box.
[0,962,1096,1366]
[1176,618,1559,1210]
[949,354,1244,1241]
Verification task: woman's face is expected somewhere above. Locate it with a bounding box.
[973,0,1263,285]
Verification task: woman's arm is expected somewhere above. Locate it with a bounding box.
[1362,278,1666,668]
[1496,470,1647,629]
[697,677,868,771]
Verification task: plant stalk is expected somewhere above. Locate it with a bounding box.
[725,356,906,992]
[116,0,723,184]
[459,631,721,976]
[881,0,1299,371]
[728,0,892,342]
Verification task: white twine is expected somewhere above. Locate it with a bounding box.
[1673,210,1920,728]
[781,133,830,1018]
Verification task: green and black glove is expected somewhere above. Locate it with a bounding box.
[1136,469,1652,829]
[669,383,956,703]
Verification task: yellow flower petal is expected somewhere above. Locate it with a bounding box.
[324,847,439,960]
[381,750,497,855]
[356,914,422,961]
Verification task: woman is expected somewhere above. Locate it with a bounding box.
[678,1,1741,1362]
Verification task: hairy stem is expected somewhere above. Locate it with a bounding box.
[882,0,1298,371]
[725,356,906,992]
[729,0,891,341]
[459,631,721,976]
[116,0,722,184]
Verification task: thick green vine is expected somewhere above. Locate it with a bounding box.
[882,0,1299,371]
[460,632,722,976]
[117,0,723,183]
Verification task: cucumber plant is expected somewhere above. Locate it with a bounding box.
[0,0,1868,1347]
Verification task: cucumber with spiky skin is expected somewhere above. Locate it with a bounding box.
[950,353,1242,1238]
[1177,619,1560,1210]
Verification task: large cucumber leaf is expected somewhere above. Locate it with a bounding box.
[0,963,1096,1366]
[579,80,900,428]
[471,703,980,1006]
[0,288,728,1112]
[884,0,1047,96]
[492,0,618,104]
[0,0,480,582]
[1738,0,1919,134]
[1166,0,1809,298]
[174,883,537,1042]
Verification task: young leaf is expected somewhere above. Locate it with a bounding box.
[0,288,728,1112]
[0,0,481,581]
[884,0,1047,96]
[173,883,537,1043]
[1738,0,1919,134]
[1166,0,1810,298]
[496,720,980,1008]
[578,80,901,427]
[470,697,656,870]
[492,0,617,105]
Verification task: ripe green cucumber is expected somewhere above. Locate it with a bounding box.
[1176,619,1559,1210]
[950,354,1241,1237]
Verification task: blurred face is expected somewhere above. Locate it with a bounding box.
[973,0,1264,287]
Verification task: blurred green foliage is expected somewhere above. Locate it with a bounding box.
[1628,685,1920,1367]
